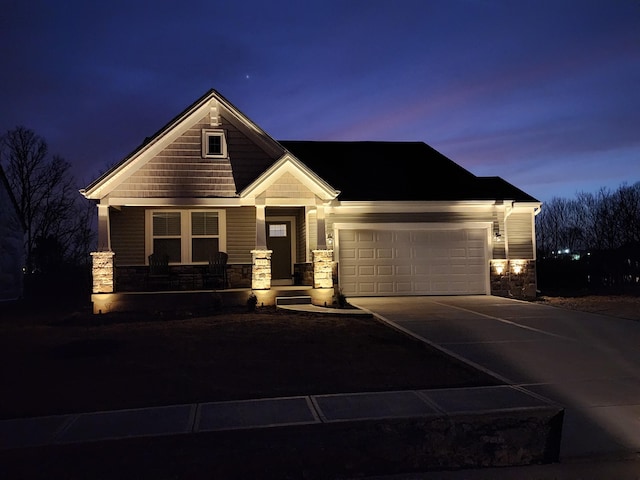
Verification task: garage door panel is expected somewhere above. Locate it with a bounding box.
[358,231,375,242]
[395,265,412,275]
[341,265,357,276]
[358,249,375,259]
[339,228,488,296]
[413,264,429,275]
[377,282,396,293]
[341,248,357,260]
[376,231,394,242]
[377,265,394,276]
[358,265,375,276]
[357,282,376,293]
[395,282,414,293]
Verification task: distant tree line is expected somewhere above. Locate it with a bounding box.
[535,182,640,294]
[0,126,95,302]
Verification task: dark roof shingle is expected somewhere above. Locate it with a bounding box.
[279,141,539,203]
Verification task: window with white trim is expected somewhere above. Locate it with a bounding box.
[149,210,224,264]
[152,212,181,263]
[201,129,227,158]
[191,211,220,262]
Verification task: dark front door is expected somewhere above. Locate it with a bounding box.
[266,220,292,281]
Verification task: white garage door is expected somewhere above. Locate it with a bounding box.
[338,228,488,296]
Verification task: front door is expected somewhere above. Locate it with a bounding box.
[266,220,292,283]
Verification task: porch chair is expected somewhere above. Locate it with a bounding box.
[147,253,174,290]
[204,251,229,289]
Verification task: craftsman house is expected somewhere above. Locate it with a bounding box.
[81,89,541,313]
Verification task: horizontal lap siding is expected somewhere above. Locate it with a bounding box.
[113,116,236,198]
[507,212,535,259]
[112,114,246,198]
[110,207,146,266]
[227,207,255,264]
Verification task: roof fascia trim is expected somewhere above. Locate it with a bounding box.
[330,200,500,213]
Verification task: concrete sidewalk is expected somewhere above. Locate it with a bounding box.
[0,385,554,450]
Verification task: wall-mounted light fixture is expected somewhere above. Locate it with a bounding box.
[494,232,502,242]
[326,233,334,250]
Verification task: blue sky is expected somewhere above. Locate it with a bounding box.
[1,0,638,203]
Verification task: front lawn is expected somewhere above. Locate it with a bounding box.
[0,303,502,420]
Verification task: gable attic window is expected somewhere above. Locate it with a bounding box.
[202,129,227,158]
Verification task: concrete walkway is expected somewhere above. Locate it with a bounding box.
[0,385,551,450]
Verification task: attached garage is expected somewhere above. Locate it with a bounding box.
[338,226,489,296]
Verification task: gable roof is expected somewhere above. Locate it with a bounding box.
[81,89,285,199]
[280,141,539,203]
[81,88,539,205]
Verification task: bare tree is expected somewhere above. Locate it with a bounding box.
[0,126,95,272]
[613,182,640,246]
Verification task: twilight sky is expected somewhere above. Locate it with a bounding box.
[1,0,638,204]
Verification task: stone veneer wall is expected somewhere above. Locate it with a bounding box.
[91,251,115,293]
[312,250,334,289]
[294,262,313,285]
[251,249,272,290]
[490,259,537,299]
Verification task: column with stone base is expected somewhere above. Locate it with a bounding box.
[312,249,334,289]
[251,249,272,290]
[91,251,115,293]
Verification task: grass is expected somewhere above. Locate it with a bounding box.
[0,301,502,420]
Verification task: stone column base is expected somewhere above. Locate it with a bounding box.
[251,249,272,290]
[91,251,115,293]
[312,249,334,289]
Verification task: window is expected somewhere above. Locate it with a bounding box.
[269,223,287,237]
[152,212,181,263]
[191,211,219,262]
[202,130,227,158]
[148,210,225,264]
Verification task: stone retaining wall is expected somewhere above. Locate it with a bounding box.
[184,407,564,478]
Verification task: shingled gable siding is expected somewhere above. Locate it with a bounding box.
[226,206,256,264]
[110,207,146,266]
[264,172,316,199]
[113,119,234,198]
[506,211,535,259]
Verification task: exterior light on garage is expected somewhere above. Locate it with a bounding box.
[492,260,506,276]
[326,233,334,250]
[494,232,502,242]
[511,261,525,275]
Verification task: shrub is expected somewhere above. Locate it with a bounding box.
[247,292,258,312]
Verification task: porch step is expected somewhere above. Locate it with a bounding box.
[275,296,312,306]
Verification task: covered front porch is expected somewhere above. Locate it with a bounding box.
[90,286,336,315]
[90,250,337,314]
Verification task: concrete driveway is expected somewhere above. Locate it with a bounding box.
[350,295,640,461]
